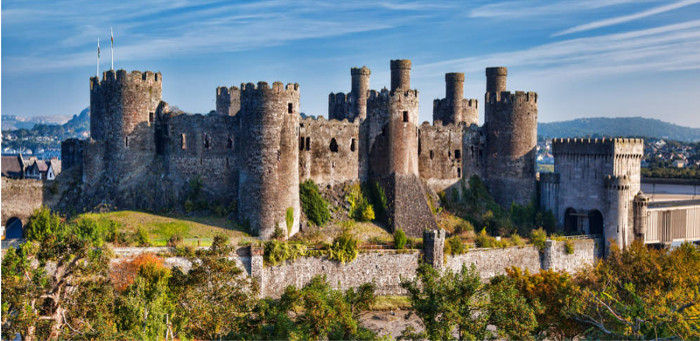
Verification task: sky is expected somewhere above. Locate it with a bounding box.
[2,0,700,127]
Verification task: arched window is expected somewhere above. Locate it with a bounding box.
[330,138,338,153]
[350,138,356,152]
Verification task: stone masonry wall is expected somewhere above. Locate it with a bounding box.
[418,122,463,192]
[299,117,360,186]
[541,239,600,273]
[446,246,541,278]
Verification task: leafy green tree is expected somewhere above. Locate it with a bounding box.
[394,229,407,249]
[300,179,331,226]
[401,264,489,340]
[487,276,539,340]
[24,206,64,242]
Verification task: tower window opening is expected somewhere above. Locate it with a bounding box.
[305,137,311,151]
[288,103,293,114]
[330,138,338,153]
[455,149,461,159]
[458,168,461,178]
[149,112,154,124]
[300,136,305,150]
[403,111,409,122]
[430,150,434,160]
[181,134,187,150]
[204,134,212,149]
[350,138,356,152]
[227,137,234,150]
[125,136,129,147]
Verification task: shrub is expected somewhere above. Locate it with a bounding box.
[25,206,64,242]
[394,229,407,249]
[263,240,307,266]
[72,217,119,246]
[285,207,294,236]
[167,233,183,247]
[367,181,387,223]
[271,224,286,240]
[300,180,331,226]
[564,240,574,254]
[511,234,525,246]
[328,231,359,263]
[531,228,547,252]
[136,227,151,247]
[444,235,467,255]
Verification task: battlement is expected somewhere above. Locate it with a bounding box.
[423,229,446,242]
[91,69,162,91]
[241,81,300,93]
[420,120,461,130]
[486,67,507,77]
[329,92,351,102]
[300,115,359,127]
[486,91,538,104]
[604,175,631,190]
[351,66,371,76]
[552,137,643,157]
[445,72,465,82]
[390,59,412,70]
[368,88,419,101]
[216,85,240,96]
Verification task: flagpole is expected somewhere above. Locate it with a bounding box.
[97,38,100,77]
[110,27,114,70]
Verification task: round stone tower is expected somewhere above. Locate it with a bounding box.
[350,66,370,121]
[390,59,411,92]
[605,175,631,253]
[484,67,537,207]
[89,69,162,175]
[238,81,301,239]
[445,72,464,106]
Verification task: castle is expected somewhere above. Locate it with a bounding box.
[60,59,541,239]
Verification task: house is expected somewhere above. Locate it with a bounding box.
[672,159,686,168]
[1,155,24,179]
[1,154,62,180]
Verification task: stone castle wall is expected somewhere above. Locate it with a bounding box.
[418,122,463,192]
[299,117,360,186]
[215,86,241,116]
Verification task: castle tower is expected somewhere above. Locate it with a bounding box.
[483,67,538,207]
[432,72,478,125]
[633,192,650,241]
[216,86,241,116]
[390,59,411,92]
[238,81,300,239]
[605,175,631,253]
[350,66,370,121]
[89,70,162,177]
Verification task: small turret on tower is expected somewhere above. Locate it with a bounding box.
[432,72,478,125]
[390,59,411,92]
[350,66,371,121]
[485,67,507,93]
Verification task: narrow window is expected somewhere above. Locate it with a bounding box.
[455,149,461,159]
[125,136,129,147]
[381,127,386,136]
[227,137,234,150]
[429,150,434,160]
[458,168,462,178]
[403,111,409,122]
[204,134,211,149]
[149,112,154,124]
[299,136,305,150]
[306,137,310,151]
[330,138,338,153]
[350,138,356,152]
[181,134,187,150]
[226,158,229,166]
[449,151,452,158]
[288,103,293,114]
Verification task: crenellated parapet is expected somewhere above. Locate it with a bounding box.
[328,92,351,120]
[216,85,241,116]
[552,138,644,159]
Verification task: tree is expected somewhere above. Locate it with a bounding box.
[400,263,489,340]
[487,276,539,340]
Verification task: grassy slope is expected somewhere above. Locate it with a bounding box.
[72,210,253,246]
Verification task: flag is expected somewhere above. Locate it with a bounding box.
[97,38,100,58]
[111,28,113,47]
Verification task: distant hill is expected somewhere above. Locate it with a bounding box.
[2,114,72,130]
[538,117,700,142]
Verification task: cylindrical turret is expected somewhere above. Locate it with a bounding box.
[485,67,507,93]
[605,175,631,253]
[390,59,412,92]
[350,66,371,120]
[633,191,650,241]
[445,72,464,103]
[238,81,301,240]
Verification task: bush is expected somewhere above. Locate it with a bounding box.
[454,219,475,234]
[263,240,307,266]
[167,233,183,247]
[367,181,387,223]
[360,204,375,221]
[511,234,525,246]
[136,227,151,247]
[25,206,64,242]
[72,217,119,246]
[271,224,286,240]
[394,229,407,249]
[564,240,574,254]
[300,180,331,226]
[285,207,294,236]
[444,235,467,255]
[475,229,510,248]
[346,183,375,222]
[531,228,547,252]
[328,231,359,263]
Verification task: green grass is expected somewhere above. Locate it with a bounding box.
[71,210,253,246]
[370,295,412,310]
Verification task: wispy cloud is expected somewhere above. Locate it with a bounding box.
[468,0,650,18]
[418,20,700,80]
[553,0,700,36]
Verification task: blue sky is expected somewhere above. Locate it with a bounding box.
[2,0,700,127]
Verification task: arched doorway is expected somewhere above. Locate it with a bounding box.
[564,208,577,233]
[589,210,604,236]
[5,217,23,239]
